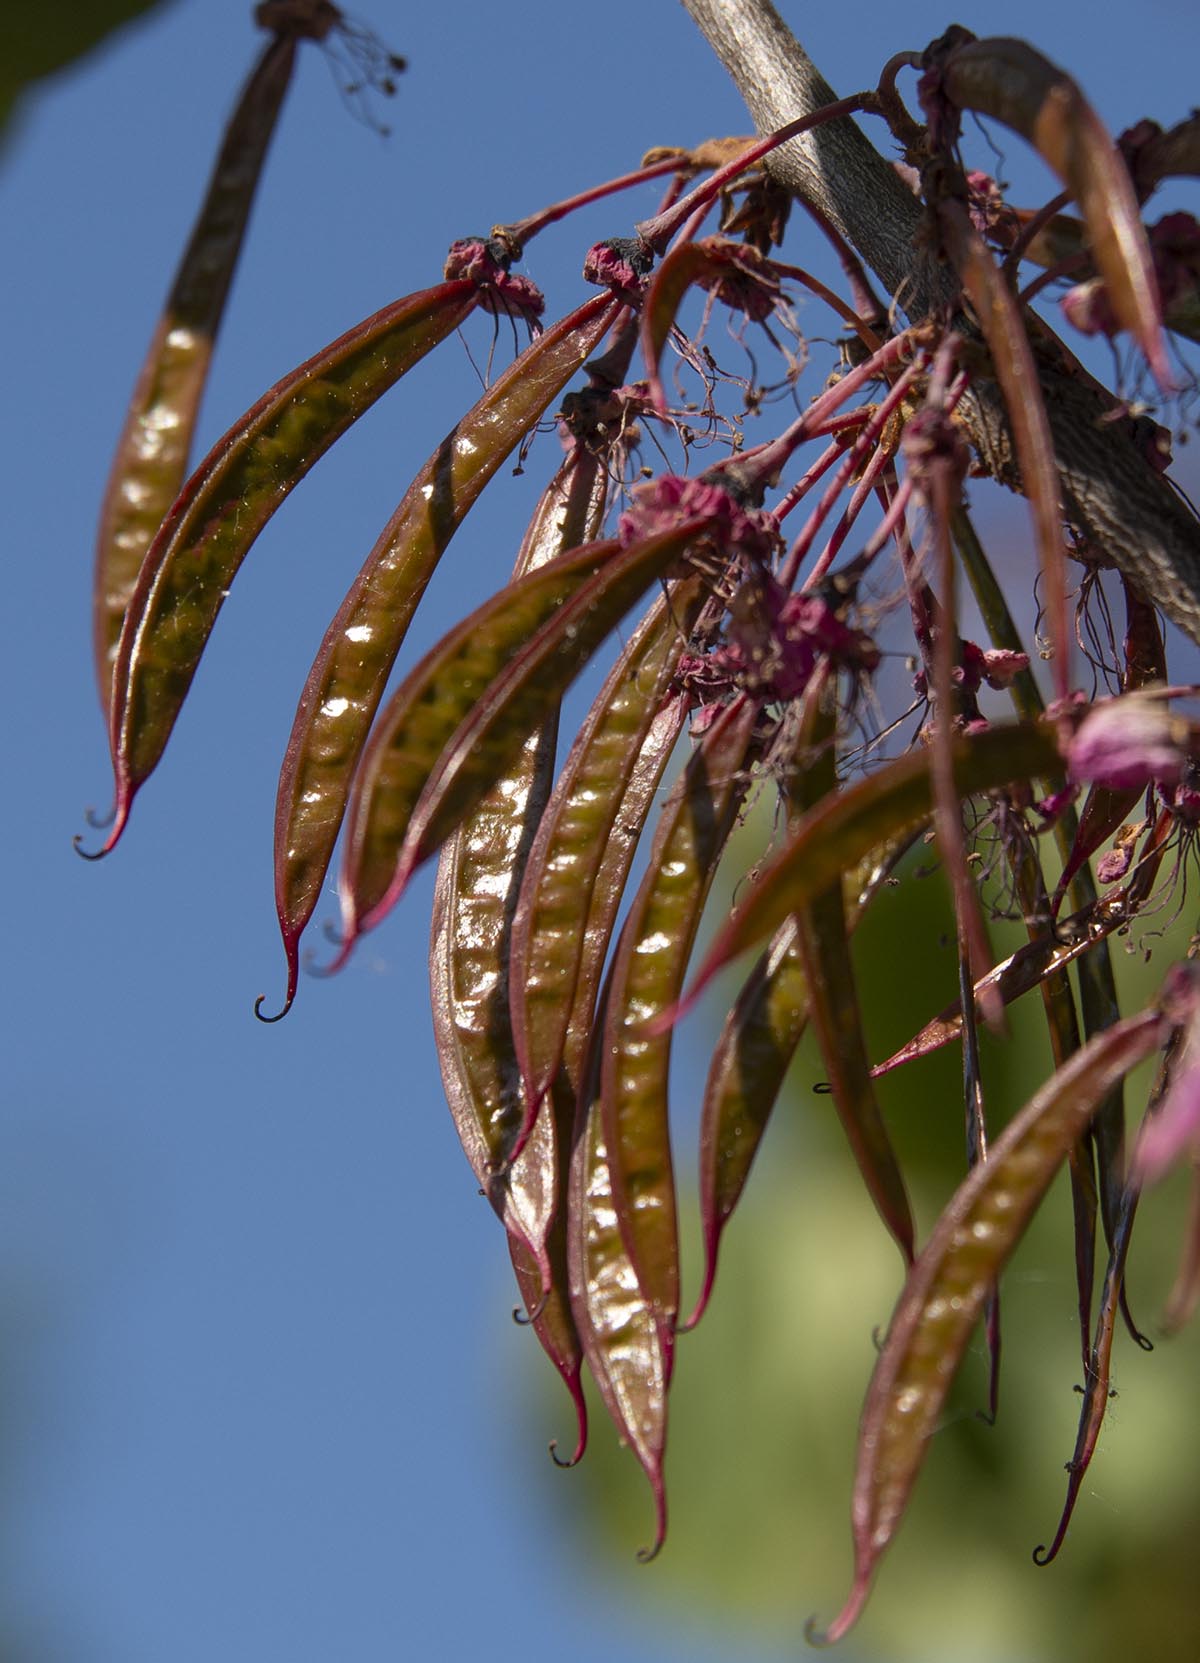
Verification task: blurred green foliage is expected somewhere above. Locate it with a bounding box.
[0,1,173,149]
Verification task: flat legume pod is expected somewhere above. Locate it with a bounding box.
[339,518,706,948]
[680,719,1063,1015]
[601,695,760,1333]
[93,18,312,704]
[810,1001,1175,1645]
[267,293,622,1013]
[509,581,707,1114]
[92,276,482,854]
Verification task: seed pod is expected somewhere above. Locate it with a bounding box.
[938,35,1171,386]
[600,694,761,1328]
[509,582,707,1113]
[568,1046,670,1560]
[680,720,1063,1014]
[263,293,622,1015]
[811,1001,1175,1645]
[90,277,481,855]
[337,518,706,952]
[94,20,307,705]
[429,447,607,1441]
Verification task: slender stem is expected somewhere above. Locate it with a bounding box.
[637,93,880,252]
[875,51,925,150]
[769,439,843,526]
[781,360,923,589]
[1003,188,1072,279]
[505,154,687,245]
[714,329,920,500]
[805,440,893,587]
[772,259,883,347]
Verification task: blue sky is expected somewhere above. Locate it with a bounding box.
[3,2,1199,1659]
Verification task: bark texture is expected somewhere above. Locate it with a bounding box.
[682,0,1200,644]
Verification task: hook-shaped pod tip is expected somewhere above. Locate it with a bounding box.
[253,938,300,1023]
[633,1486,668,1566]
[73,794,130,861]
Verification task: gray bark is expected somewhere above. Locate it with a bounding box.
[681,0,1200,645]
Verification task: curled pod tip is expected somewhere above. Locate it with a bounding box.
[253,938,299,1023]
[72,831,109,864]
[634,1491,668,1565]
[547,1382,588,1469]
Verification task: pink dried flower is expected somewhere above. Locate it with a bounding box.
[1034,783,1079,825]
[965,170,1018,246]
[483,272,545,324]
[725,573,879,701]
[617,473,778,562]
[444,235,510,285]
[1135,1061,1200,1185]
[443,234,544,325]
[692,239,784,323]
[582,237,653,299]
[911,640,1027,700]
[1061,276,1119,340]
[1159,774,1200,826]
[1067,695,1189,790]
[980,648,1029,690]
[1096,845,1134,885]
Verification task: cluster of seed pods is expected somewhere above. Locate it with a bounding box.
[84,9,1200,1642]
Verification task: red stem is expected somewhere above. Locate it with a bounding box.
[507,154,689,245]
[715,329,920,502]
[637,93,881,252]
[780,359,924,588]
[770,439,844,526]
[804,441,893,588]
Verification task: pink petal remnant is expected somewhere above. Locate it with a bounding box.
[723,574,879,701]
[1061,277,1119,341]
[1066,694,1189,791]
[980,648,1030,689]
[616,472,778,562]
[582,236,654,300]
[1135,1062,1200,1185]
[443,234,545,325]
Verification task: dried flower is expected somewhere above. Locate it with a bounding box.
[1067,694,1190,790]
